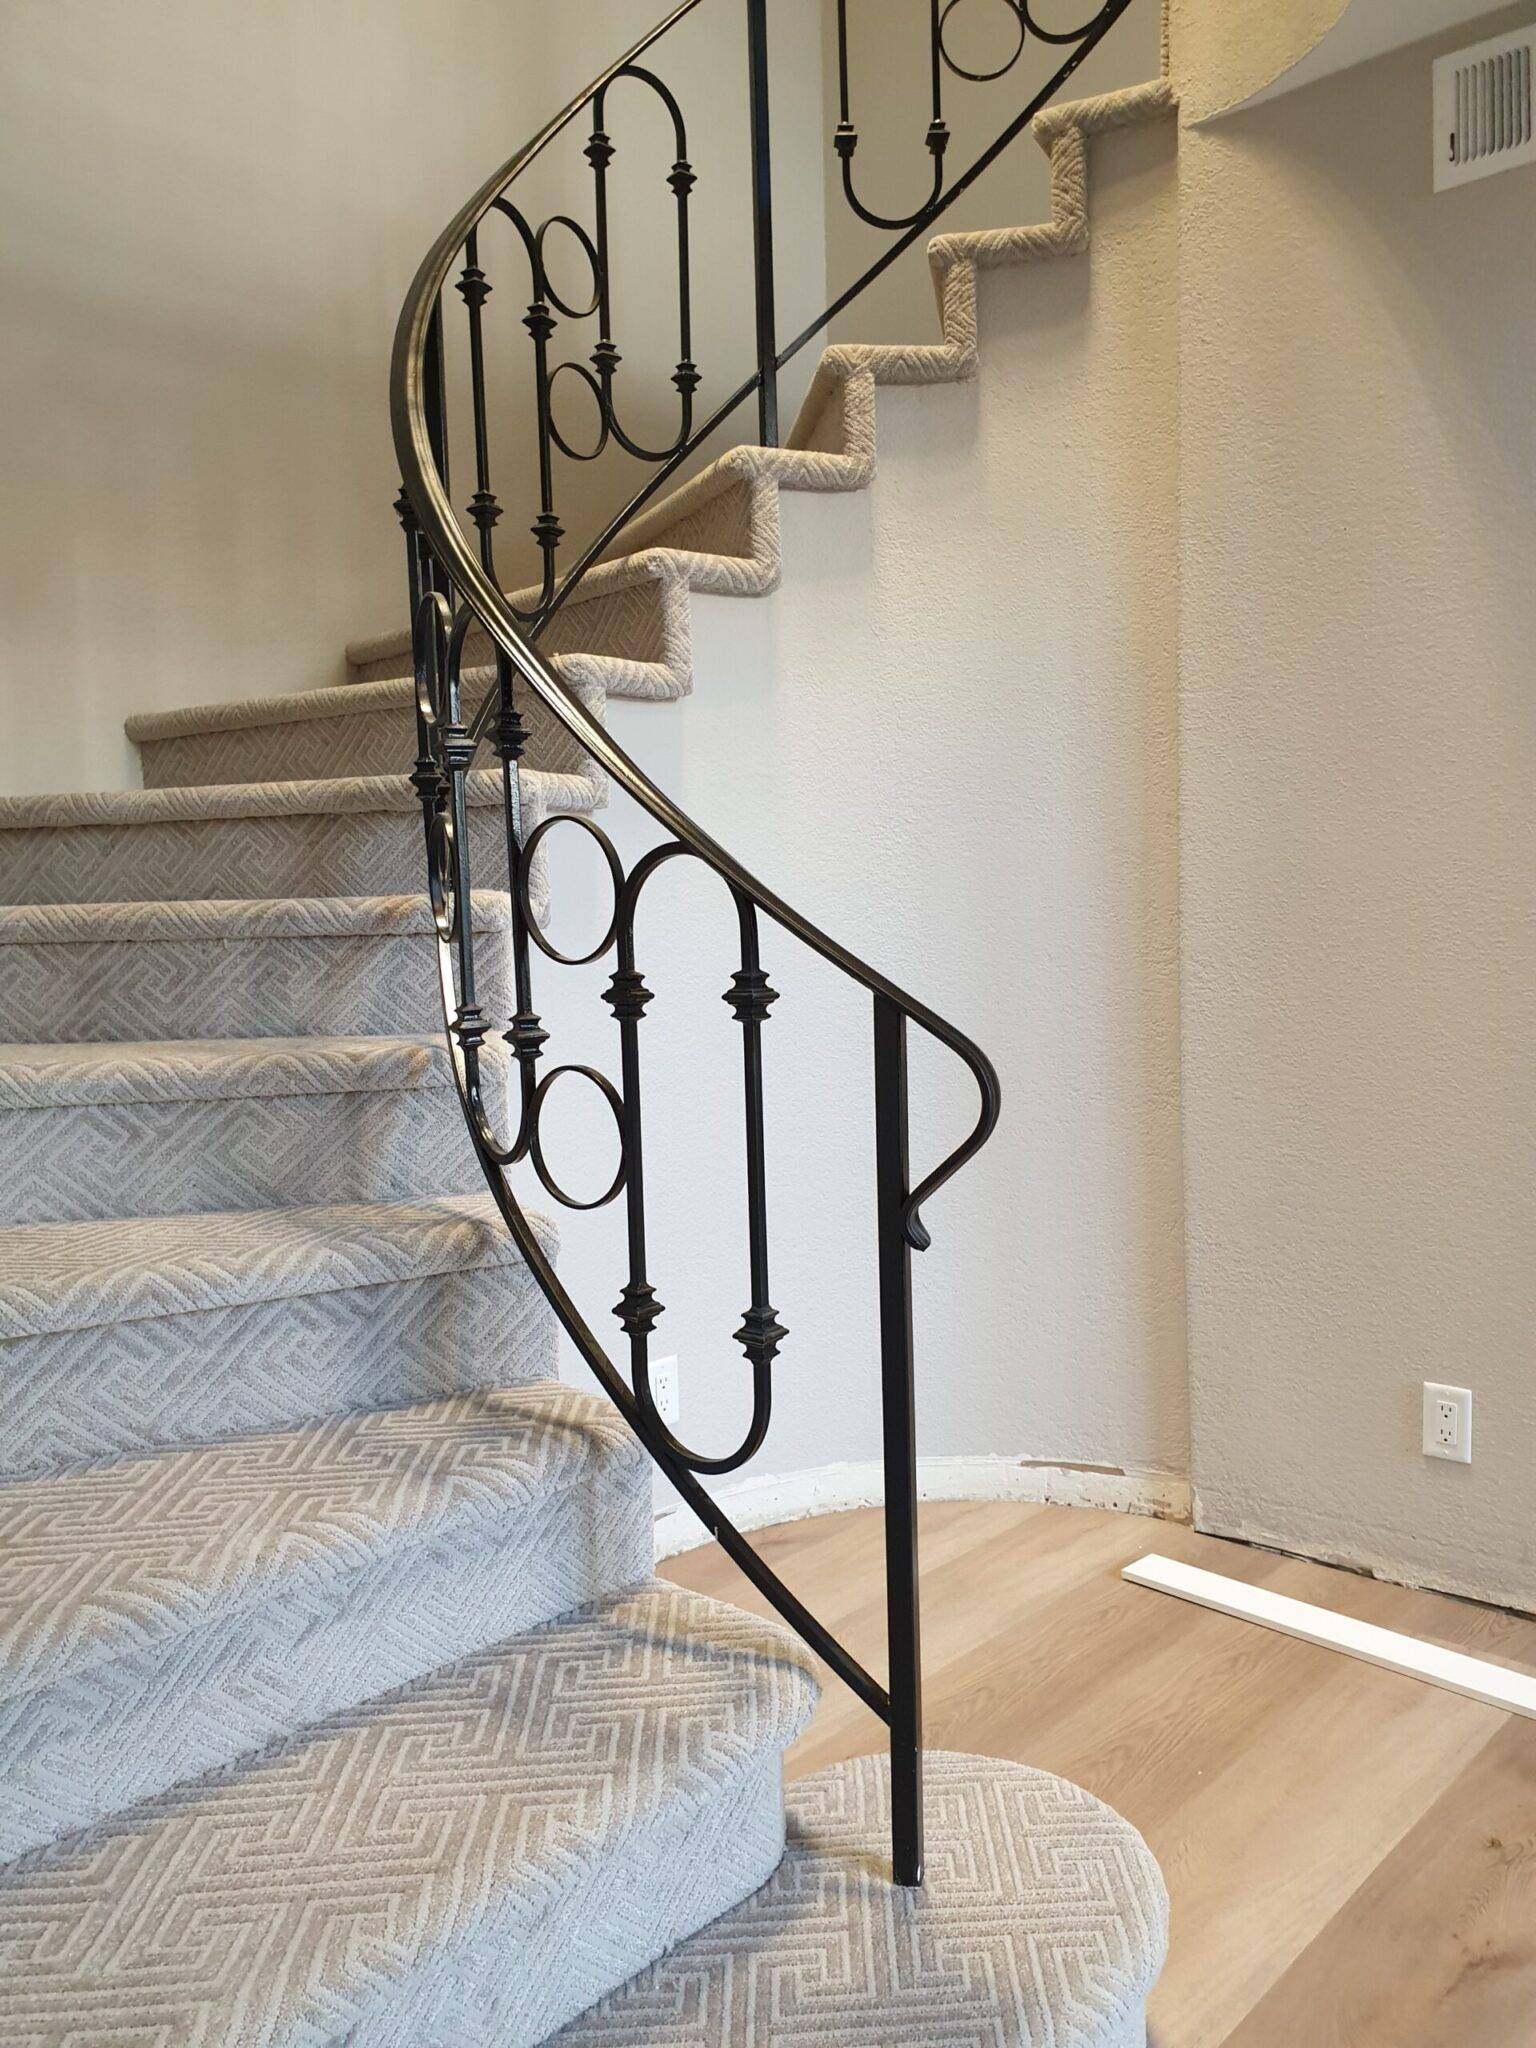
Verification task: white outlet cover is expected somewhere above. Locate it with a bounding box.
[1422,1381,1473,1464]
[648,1356,680,1427]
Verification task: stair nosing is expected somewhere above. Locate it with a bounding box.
[0,891,509,946]
[0,1035,486,1112]
[0,1191,549,1342]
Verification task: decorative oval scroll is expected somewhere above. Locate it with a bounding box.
[528,1063,628,1210]
[424,805,459,944]
[517,813,626,965]
[1015,0,1109,47]
[546,359,610,463]
[536,213,603,319]
[937,0,1027,83]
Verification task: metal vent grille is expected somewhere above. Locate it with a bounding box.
[1434,29,1536,191]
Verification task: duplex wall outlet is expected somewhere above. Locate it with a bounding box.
[648,1355,680,1428]
[1423,1382,1472,1464]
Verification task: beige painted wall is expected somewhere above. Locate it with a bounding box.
[0,0,825,799]
[1,0,534,796]
[1178,8,1536,1608]
[1169,0,1346,123]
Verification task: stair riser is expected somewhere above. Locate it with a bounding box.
[2,1264,556,1481]
[137,696,593,791]
[0,1078,503,1224]
[0,923,510,1041]
[0,1459,651,1864]
[358,1757,788,2048]
[0,806,503,908]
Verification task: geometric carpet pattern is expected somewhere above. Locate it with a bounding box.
[0,892,512,1041]
[554,1750,1169,2047]
[0,1583,821,2048]
[0,769,527,907]
[0,1036,504,1220]
[0,1385,654,1861]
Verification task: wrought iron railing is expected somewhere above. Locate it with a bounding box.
[393,0,1136,1887]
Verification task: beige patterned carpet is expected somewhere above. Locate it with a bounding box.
[556,1750,1168,2046]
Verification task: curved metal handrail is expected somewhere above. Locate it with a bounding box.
[392,0,1139,1887]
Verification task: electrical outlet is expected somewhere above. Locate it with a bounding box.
[1423,1382,1472,1464]
[648,1355,680,1428]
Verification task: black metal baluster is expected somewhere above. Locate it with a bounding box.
[725,898,786,1379]
[746,0,778,446]
[606,932,663,1393]
[927,0,950,170]
[669,146,699,435]
[523,279,563,615]
[873,992,923,1888]
[586,107,620,411]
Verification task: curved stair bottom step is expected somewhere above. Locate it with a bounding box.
[555,1750,1169,2048]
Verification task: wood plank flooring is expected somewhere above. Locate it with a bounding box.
[662,1501,1536,2047]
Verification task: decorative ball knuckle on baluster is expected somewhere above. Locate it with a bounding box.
[667,158,696,199]
[523,300,557,343]
[672,360,701,398]
[591,340,622,382]
[491,700,528,764]
[453,1004,492,1055]
[926,118,951,159]
[409,755,445,807]
[440,725,477,776]
[531,511,565,552]
[584,128,615,172]
[455,262,492,312]
[614,1281,665,1341]
[723,968,779,1025]
[603,969,655,1023]
[392,487,417,534]
[468,489,502,535]
[505,1010,549,1062]
[834,121,859,162]
[734,1304,788,1368]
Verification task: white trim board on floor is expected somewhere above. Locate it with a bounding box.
[1124,1553,1536,1720]
[655,1455,1191,1559]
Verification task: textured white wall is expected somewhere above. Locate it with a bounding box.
[529,114,1186,1494]
[0,0,826,798]
[1178,10,1536,1607]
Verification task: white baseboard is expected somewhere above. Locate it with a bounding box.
[1124,1553,1536,1719]
[655,1454,1192,1560]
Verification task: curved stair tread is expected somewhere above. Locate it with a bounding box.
[0,1190,554,1341]
[0,1033,465,1109]
[0,1582,820,2048]
[555,1749,1170,2047]
[0,892,508,946]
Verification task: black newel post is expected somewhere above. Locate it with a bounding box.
[873,992,924,1887]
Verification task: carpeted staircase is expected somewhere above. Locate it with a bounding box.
[0,82,1170,2046]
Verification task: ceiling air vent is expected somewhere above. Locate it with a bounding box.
[1433,28,1535,191]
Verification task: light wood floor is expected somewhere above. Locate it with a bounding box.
[663,1501,1536,2048]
